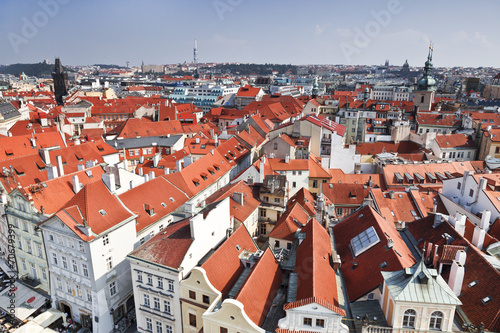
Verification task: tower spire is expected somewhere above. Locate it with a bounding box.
[193,38,198,65]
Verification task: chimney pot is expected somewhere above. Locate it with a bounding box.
[72,175,81,194]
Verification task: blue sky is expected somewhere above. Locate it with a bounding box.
[1,0,499,67]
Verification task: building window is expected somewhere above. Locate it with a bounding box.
[168,280,174,292]
[303,317,312,326]
[144,294,150,307]
[52,253,58,266]
[36,244,43,258]
[402,309,416,328]
[469,189,474,197]
[203,295,210,304]
[429,311,443,330]
[274,197,280,204]
[26,240,32,254]
[106,257,113,271]
[109,281,117,296]
[166,325,172,333]
[145,318,152,331]
[56,277,62,290]
[274,240,280,248]
[103,234,109,246]
[220,328,228,333]
[260,224,266,235]
[41,267,47,280]
[18,238,22,251]
[274,143,278,150]
[164,300,171,314]
[292,181,296,188]
[189,290,196,300]
[82,264,89,277]
[79,241,85,252]
[156,321,163,333]
[76,285,82,298]
[137,271,142,282]
[316,319,325,328]
[71,259,78,273]
[86,289,92,302]
[457,182,461,190]
[157,277,163,289]
[61,256,68,270]
[153,297,160,310]
[260,209,266,218]
[189,313,197,327]
[147,274,153,285]
[313,180,318,188]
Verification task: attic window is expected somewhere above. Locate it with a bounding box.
[193,179,200,187]
[481,296,492,304]
[214,164,220,171]
[145,204,155,216]
[161,202,166,208]
[75,153,84,161]
[201,173,208,181]
[208,167,215,175]
[350,226,380,257]
[236,245,241,251]
[85,170,93,178]
[5,148,13,156]
[468,280,478,288]
[380,261,388,268]
[99,209,107,216]
[169,197,175,202]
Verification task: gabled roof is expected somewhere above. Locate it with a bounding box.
[322,183,371,206]
[128,218,193,269]
[287,188,317,217]
[434,134,475,149]
[370,188,422,224]
[53,181,135,241]
[329,169,385,189]
[333,206,416,301]
[416,113,461,127]
[0,132,65,160]
[236,85,262,97]
[118,176,189,232]
[303,114,346,136]
[24,166,104,214]
[381,259,461,305]
[269,203,310,241]
[289,219,345,315]
[108,118,184,139]
[205,180,260,224]
[201,226,258,297]
[235,248,283,326]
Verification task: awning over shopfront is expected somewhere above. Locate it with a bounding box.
[0,281,48,321]
[13,321,57,333]
[32,308,67,327]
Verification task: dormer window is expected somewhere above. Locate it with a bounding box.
[145,204,155,216]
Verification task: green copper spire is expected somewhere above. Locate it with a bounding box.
[416,43,437,92]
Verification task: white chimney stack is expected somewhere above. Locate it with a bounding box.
[138,167,143,176]
[139,155,144,164]
[149,171,155,180]
[78,164,85,171]
[56,155,64,177]
[102,173,115,193]
[448,251,466,296]
[46,165,58,180]
[285,154,290,163]
[176,159,182,172]
[72,175,81,194]
[39,149,50,165]
[184,156,193,167]
[479,210,491,230]
[472,227,486,250]
[233,192,244,206]
[164,167,169,175]
[153,154,160,168]
[478,177,488,191]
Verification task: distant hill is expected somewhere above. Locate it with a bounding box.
[0,62,70,77]
[94,64,127,69]
[212,63,297,75]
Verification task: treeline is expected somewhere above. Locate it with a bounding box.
[0,62,69,77]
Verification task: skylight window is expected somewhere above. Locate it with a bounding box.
[350,226,380,257]
[99,209,107,216]
[468,280,478,288]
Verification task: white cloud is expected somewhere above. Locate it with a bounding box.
[315,23,330,35]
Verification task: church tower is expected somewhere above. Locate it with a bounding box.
[414,45,437,112]
[52,58,68,106]
[311,77,319,98]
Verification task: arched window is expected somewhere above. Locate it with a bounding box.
[402,309,417,328]
[429,311,443,330]
[421,95,425,103]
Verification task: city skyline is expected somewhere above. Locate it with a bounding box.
[1,0,499,68]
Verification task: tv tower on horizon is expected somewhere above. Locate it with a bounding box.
[193,39,198,65]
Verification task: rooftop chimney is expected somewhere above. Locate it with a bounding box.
[433,214,443,228]
[479,210,491,230]
[176,159,182,172]
[164,167,170,175]
[86,160,96,168]
[153,154,160,168]
[138,167,143,176]
[184,156,193,167]
[46,165,58,180]
[478,177,488,191]
[78,163,85,171]
[448,251,466,296]
[149,171,155,180]
[102,173,115,193]
[139,155,144,164]
[184,202,194,218]
[214,134,219,148]
[472,227,486,250]
[387,238,394,249]
[56,155,64,177]
[39,149,50,165]
[233,192,244,206]
[72,175,81,194]
[285,154,290,163]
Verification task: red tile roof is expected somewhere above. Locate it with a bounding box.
[290,219,345,315]
[434,134,475,149]
[128,219,193,269]
[119,176,189,232]
[328,169,385,189]
[416,113,461,128]
[205,180,260,224]
[235,248,283,326]
[370,188,422,224]
[407,216,500,331]
[201,226,258,297]
[269,203,310,241]
[236,85,262,97]
[355,141,422,156]
[0,132,66,160]
[333,206,416,301]
[322,183,371,206]
[53,181,135,241]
